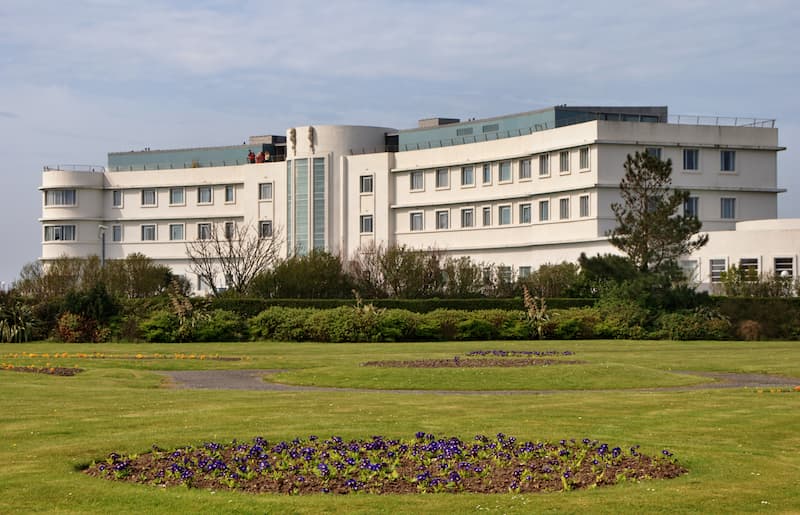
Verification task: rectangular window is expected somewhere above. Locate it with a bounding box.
[169,223,184,241]
[436,210,449,230]
[224,221,235,240]
[519,159,532,180]
[111,224,122,242]
[359,215,373,233]
[499,161,512,182]
[436,168,449,188]
[498,205,511,225]
[518,266,532,278]
[683,149,699,170]
[259,220,273,238]
[710,258,727,283]
[720,150,736,172]
[679,259,699,283]
[482,164,492,184]
[44,225,76,241]
[169,187,184,205]
[482,206,491,226]
[461,166,474,186]
[721,197,736,219]
[539,200,549,221]
[560,198,570,219]
[559,151,570,173]
[410,171,424,191]
[259,183,273,200]
[774,257,794,277]
[225,185,235,203]
[519,203,531,224]
[539,154,550,176]
[360,175,374,193]
[112,190,123,208]
[45,189,76,206]
[579,195,590,217]
[197,223,211,240]
[645,147,662,160]
[498,266,512,282]
[579,147,590,170]
[197,186,212,204]
[684,196,699,218]
[739,258,759,278]
[410,212,423,231]
[461,208,474,228]
[141,224,156,241]
[141,189,156,206]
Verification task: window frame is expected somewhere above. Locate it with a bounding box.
[409,211,424,231]
[169,187,185,206]
[482,206,491,226]
[224,221,235,240]
[258,182,273,201]
[410,171,424,191]
[259,220,273,238]
[197,186,213,205]
[539,154,550,177]
[44,189,77,206]
[498,205,512,225]
[559,151,570,174]
[482,163,492,185]
[112,190,123,208]
[435,209,449,230]
[579,147,590,170]
[460,207,474,228]
[579,194,590,217]
[683,149,700,171]
[435,168,450,189]
[720,150,736,172]
[710,258,727,283]
[720,197,736,219]
[169,223,184,241]
[140,224,156,241]
[224,185,235,204]
[539,200,549,221]
[519,203,531,224]
[559,197,570,220]
[498,161,512,183]
[141,189,157,207]
[359,214,374,234]
[44,224,76,241]
[645,147,662,160]
[197,222,212,240]
[519,159,532,180]
[684,196,699,218]
[359,175,374,194]
[111,224,122,242]
[461,166,475,187]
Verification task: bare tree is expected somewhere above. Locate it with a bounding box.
[185,221,282,296]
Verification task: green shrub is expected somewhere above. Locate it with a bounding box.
[139,309,179,343]
[550,307,600,339]
[195,310,245,342]
[655,311,732,340]
[248,307,315,341]
[374,309,423,342]
[56,311,109,343]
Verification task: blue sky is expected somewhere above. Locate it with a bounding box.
[1,0,798,284]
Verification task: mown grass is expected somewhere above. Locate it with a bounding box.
[1,340,799,513]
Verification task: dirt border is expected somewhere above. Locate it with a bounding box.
[157,369,800,394]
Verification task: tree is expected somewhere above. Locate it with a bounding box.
[609,151,708,272]
[249,250,354,298]
[185,221,282,296]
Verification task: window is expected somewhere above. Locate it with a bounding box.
[739,258,759,278]
[141,224,156,241]
[645,147,662,160]
[197,223,211,240]
[197,187,212,204]
[141,189,156,206]
[225,185,235,203]
[539,200,549,221]
[410,171,424,191]
[710,259,726,283]
[112,190,122,208]
[519,159,531,180]
[435,168,449,188]
[482,206,491,226]
[224,221,235,240]
[683,149,699,170]
[461,166,474,186]
[482,123,500,133]
[44,225,75,241]
[259,183,273,200]
[169,224,184,241]
[579,147,590,170]
[111,225,122,242]
[498,205,511,225]
[436,210,449,230]
[497,266,512,282]
[720,150,736,172]
[45,189,76,206]
[559,151,570,173]
[721,197,736,219]
[169,187,184,205]
[518,266,532,278]
[579,195,590,217]
[559,198,570,219]
[539,154,550,176]
[461,208,474,228]
[684,196,699,218]
[679,259,699,283]
[259,220,273,238]
[360,175,374,193]
[410,212,423,231]
[499,161,511,182]
[359,215,373,233]
[519,203,531,224]
[456,127,473,136]
[482,164,492,184]
[775,257,794,278]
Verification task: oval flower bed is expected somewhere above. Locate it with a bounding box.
[363,350,579,368]
[1,363,83,376]
[85,433,685,494]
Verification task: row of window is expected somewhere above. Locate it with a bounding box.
[110,183,274,208]
[709,257,794,282]
[44,222,274,242]
[646,147,737,172]
[683,196,737,219]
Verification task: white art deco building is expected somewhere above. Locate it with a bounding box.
[40,105,791,294]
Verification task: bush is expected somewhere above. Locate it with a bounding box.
[655,311,732,340]
[195,310,245,342]
[248,307,315,341]
[56,312,109,343]
[550,307,601,339]
[139,309,179,343]
[737,320,762,341]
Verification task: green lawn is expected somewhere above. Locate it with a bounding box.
[1,340,799,513]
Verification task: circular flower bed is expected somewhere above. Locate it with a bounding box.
[85,433,685,494]
[363,350,579,368]
[1,363,83,376]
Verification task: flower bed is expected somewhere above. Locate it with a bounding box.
[362,358,581,368]
[85,433,685,494]
[1,363,83,376]
[2,352,243,362]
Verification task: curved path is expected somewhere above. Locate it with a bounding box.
[158,369,800,395]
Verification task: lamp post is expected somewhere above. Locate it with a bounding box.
[98,225,108,267]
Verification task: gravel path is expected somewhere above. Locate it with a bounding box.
[157,369,800,395]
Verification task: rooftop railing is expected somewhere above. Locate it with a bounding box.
[668,115,775,128]
[43,164,106,172]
